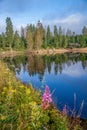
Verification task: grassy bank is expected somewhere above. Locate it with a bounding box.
[0,61,82,130]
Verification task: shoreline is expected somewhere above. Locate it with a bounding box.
[29,48,87,55]
[0,48,87,57]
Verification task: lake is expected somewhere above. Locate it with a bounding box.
[3,53,87,119]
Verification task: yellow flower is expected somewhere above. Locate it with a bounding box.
[8,81,12,85]
[6,68,9,71]
[1,116,6,120]
[8,88,17,94]
[30,101,37,108]
[11,89,16,93]
[2,92,5,95]
[16,109,20,113]
[19,85,24,88]
[21,104,25,109]
[3,87,7,91]
[26,89,31,94]
[9,86,12,90]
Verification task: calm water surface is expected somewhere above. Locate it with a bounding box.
[3,53,87,119]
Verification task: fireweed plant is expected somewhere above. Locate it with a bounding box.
[41,85,52,109]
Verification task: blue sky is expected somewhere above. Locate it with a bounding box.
[0,0,87,34]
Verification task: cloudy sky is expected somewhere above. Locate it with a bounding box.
[0,0,87,34]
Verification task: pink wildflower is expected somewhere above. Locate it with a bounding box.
[62,105,67,116]
[41,85,52,110]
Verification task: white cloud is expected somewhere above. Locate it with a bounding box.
[43,13,82,25]
[0,13,87,34]
[58,14,82,24]
[43,13,87,34]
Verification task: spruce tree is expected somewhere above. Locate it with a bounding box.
[13,31,21,49]
[35,21,44,49]
[54,25,58,48]
[1,33,6,49]
[26,24,35,50]
[5,17,14,49]
[46,25,52,46]
[21,26,26,48]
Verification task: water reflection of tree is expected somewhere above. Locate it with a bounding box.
[27,56,45,80]
[2,53,87,81]
[3,55,27,74]
[81,54,87,69]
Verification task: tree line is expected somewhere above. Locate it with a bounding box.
[0,17,87,50]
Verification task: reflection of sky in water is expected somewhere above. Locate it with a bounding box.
[16,60,87,119]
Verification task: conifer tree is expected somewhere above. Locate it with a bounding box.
[1,33,6,49]
[21,26,26,48]
[82,26,87,35]
[46,25,52,46]
[5,17,14,49]
[54,25,59,48]
[13,31,21,49]
[42,27,47,49]
[34,21,44,49]
[26,24,35,49]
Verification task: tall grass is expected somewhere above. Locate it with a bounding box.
[0,61,82,130]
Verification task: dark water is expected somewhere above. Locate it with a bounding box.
[3,53,87,119]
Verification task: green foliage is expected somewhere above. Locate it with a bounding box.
[54,25,59,48]
[1,33,6,49]
[46,25,53,46]
[59,26,62,36]
[20,26,26,49]
[0,61,81,130]
[13,31,21,49]
[26,23,87,49]
[42,28,47,49]
[61,36,69,48]
[82,26,87,35]
[5,17,14,49]
[26,24,35,50]
[34,21,44,49]
[0,17,87,51]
